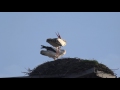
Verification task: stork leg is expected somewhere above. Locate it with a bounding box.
[55,47,58,58]
[55,46,60,59]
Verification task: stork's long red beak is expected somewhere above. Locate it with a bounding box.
[55,32,61,39]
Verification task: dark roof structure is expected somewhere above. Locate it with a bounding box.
[26,57,116,78]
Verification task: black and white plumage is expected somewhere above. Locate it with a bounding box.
[46,32,66,57]
[41,45,56,53]
[40,45,66,60]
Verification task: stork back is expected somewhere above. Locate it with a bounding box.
[40,49,66,59]
[46,38,66,47]
[40,50,56,58]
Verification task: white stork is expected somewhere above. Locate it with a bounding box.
[46,32,66,58]
[40,45,66,60]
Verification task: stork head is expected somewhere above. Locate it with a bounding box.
[55,32,61,39]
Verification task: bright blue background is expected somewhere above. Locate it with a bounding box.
[0,12,120,77]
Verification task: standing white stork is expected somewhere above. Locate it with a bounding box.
[40,45,66,60]
[46,32,66,58]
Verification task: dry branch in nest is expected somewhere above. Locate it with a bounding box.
[27,58,115,76]
[22,68,32,75]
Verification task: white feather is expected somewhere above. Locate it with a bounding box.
[46,38,66,47]
[40,49,66,59]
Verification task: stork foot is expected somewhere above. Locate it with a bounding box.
[54,57,57,61]
[55,54,58,59]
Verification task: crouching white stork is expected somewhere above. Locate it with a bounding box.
[46,32,66,58]
[40,45,66,60]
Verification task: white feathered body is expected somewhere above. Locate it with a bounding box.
[40,48,66,59]
[46,38,66,47]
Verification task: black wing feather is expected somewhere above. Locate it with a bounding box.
[41,45,56,53]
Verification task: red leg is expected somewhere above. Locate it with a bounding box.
[58,46,60,56]
[55,47,59,58]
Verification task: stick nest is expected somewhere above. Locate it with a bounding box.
[27,58,114,76]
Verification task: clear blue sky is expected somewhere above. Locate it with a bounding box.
[0,12,120,77]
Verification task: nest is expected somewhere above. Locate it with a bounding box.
[28,58,114,76]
